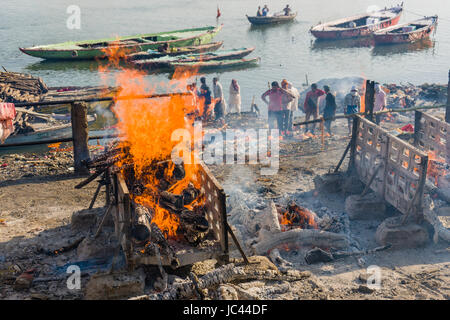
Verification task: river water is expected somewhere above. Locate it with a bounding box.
[1,0,449,113]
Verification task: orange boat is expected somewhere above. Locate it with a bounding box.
[310,4,403,40]
[374,16,438,45]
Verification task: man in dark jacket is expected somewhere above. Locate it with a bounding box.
[303,83,325,134]
[199,77,212,121]
[322,85,337,135]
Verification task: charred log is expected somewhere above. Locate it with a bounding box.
[179,209,209,245]
[160,191,184,211]
[182,183,200,205]
[150,223,179,268]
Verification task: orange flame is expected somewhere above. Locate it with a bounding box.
[427,151,447,187]
[360,81,366,114]
[279,203,318,231]
[100,43,202,238]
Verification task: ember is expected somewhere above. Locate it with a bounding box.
[427,150,448,187]
[278,202,318,231]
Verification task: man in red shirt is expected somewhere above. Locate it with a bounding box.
[303,83,325,134]
[261,81,295,133]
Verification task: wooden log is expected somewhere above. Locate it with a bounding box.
[422,195,450,243]
[150,223,179,268]
[129,262,311,300]
[365,80,375,122]
[71,102,90,174]
[347,117,359,173]
[252,229,350,255]
[446,69,450,123]
[74,169,105,189]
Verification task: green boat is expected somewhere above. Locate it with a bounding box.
[19,25,223,60]
[131,47,256,70]
[170,57,260,71]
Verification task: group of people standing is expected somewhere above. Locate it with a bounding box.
[261,80,299,137]
[262,81,387,137]
[187,77,242,122]
[188,77,387,137]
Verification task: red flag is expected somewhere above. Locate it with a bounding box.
[217,6,221,18]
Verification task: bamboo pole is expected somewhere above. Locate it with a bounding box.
[293,104,446,128]
[0,134,119,148]
[13,92,191,108]
[446,69,450,123]
[320,117,324,150]
[1,105,446,149]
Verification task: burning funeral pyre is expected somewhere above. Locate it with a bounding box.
[83,144,228,268]
[75,56,230,269]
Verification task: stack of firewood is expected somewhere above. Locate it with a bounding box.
[76,142,211,247]
[0,72,48,103]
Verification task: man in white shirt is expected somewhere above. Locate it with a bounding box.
[213,77,227,121]
[287,82,299,135]
[374,84,387,125]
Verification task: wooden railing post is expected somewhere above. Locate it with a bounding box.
[365,80,375,122]
[446,69,450,123]
[414,110,422,146]
[348,116,360,174]
[70,102,90,174]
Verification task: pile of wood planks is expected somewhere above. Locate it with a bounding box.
[0,72,48,103]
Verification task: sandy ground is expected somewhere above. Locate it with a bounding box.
[0,114,449,300]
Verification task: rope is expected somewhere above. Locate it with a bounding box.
[404,9,450,23]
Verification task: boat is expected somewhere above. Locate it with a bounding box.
[3,114,97,146]
[371,38,434,56]
[126,41,224,61]
[169,57,260,71]
[19,25,223,60]
[246,12,297,25]
[310,4,403,40]
[373,16,438,45]
[131,47,256,70]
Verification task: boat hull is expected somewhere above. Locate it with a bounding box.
[170,58,260,71]
[126,41,224,61]
[3,115,97,146]
[20,26,222,60]
[133,47,255,70]
[374,18,437,45]
[247,13,297,25]
[311,9,402,39]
